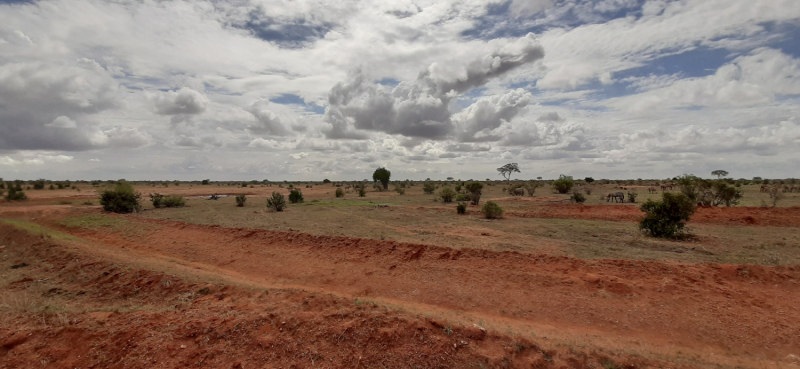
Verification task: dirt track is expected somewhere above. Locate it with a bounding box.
[23,215,800,368]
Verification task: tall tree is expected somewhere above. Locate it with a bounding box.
[372,167,391,190]
[711,170,729,179]
[497,163,520,182]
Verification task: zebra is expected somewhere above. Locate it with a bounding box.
[606,192,624,203]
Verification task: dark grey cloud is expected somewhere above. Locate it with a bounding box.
[0,61,125,151]
[323,33,544,140]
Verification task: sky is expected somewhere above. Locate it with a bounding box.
[0,0,799,181]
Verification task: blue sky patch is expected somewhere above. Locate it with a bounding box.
[270,94,325,114]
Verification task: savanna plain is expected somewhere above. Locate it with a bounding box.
[1,178,799,368]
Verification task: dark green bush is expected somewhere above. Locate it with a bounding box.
[335,188,344,198]
[481,201,503,219]
[323,179,331,184]
[201,179,210,185]
[455,193,471,202]
[627,191,638,203]
[639,193,696,238]
[457,202,467,214]
[32,179,45,190]
[440,188,455,203]
[395,186,405,195]
[100,182,141,213]
[357,184,366,197]
[552,174,575,194]
[423,182,435,194]
[289,189,304,203]
[465,181,484,205]
[267,192,287,211]
[235,194,247,207]
[242,182,248,188]
[570,192,586,203]
[149,193,164,208]
[4,187,27,201]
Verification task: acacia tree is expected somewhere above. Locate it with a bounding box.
[373,167,391,190]
[711,170,729,179]
[497,163,520,182]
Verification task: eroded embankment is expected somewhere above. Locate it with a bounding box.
[0,224,666,368]
[37,216,800,368]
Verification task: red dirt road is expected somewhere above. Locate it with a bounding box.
[40,216,800,368]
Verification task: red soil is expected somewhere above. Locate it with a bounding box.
[0,225,665,369]
[16,215,800,368]
[510,204,800,227]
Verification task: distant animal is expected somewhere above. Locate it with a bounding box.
[648,187,657,194]
[511,188,525,196]
[208,194,220,200]
[760,184,769,192]
[606,192,624,203]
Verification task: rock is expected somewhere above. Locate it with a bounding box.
[463,324,487,341]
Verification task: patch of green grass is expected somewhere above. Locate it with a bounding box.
[59,214,126,229]
[0,220,77,241]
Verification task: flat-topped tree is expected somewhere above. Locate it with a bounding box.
[497,163,520,182]
[373,167,391,190]
[711,170,729,179]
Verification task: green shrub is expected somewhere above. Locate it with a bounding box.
[639,193,696,238]
[149,193,164,208]
[100,181,141,213]
[289,189,304,203]
[357,184,366,197]
[395,186,405,195]
[32,179,45,190]
[235,194,247,207]
[161,195,185,208]
[4,187,27,201]
[552,174,575,194]
[627,191,638,203]
[323,179,331,184]
[267,192,287,211]
[455,184,462,193]
[465,181,484,205]
[335,188,344,198]
[201,179,210,185]
[455,193,471,202]
[481,201,503,219]
[440,187,455,203]
[570,192,586,203]
[457,202,467,214]
[423,182,435,194]
[242,182,248,188]
[49,184,54,190]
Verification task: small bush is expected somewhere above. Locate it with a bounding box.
[83,200,93,205]
[161,195,185,208]
[149,193,164,208]
[454,193,470,202]
[4,187,27,201]
[627,191,638,203]
[552,174,575,194]
[33,179,45,190]
[49,184,54,190]
[242,182,248,188]
[201,179,210,185]
[358,187,366,197]
[267,192,287,211]
[570,192,586,203]
[289,189,304,203]
[440,187,455,203]
[481,201,503,219]
[335,188,344,198]
[465,182,484,205]
[395,186,405,195]
[454,184,462,193]
[100,181,141,213]
[457,202,467,215]
[323,179,331,184]
[423,182,435,194]
[235,194,247,207]
[639,193,696,238]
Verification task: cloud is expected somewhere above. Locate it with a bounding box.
[453,88,533,142]
[323,33,544,140]
[0,154,74,166]
[151,88,208,115]
[0,61,123,151]
[244,101,291,136]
